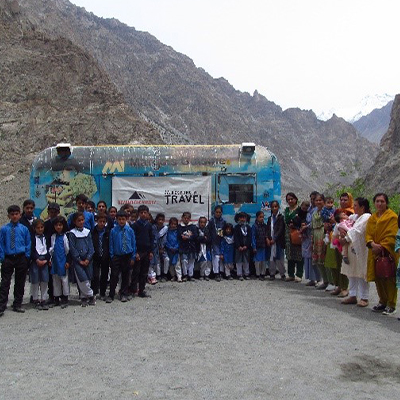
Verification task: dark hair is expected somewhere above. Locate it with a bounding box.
[182,211,191,218]
[309,191,319,198]
[120,204,133,212]
[116,210,128,219]
[96,212,107,222]
[8,205,21,214]
[315,193,325,202]
[23,199,35,208]
[339,192,350,199]
[52,216,68,233]
[373,193,389,204]
[223,223,234,235]
[72,211,84,222]
[198,216,207,224]
[256,210,264,218]
[138,205,149,213]
[285,192,298,202]
[234,211,251,223]
[270,200,280,208]
[108,206,117,214]
[213,205,223,214]
[325,196,334,202]
[334,213,342,224]
[32,219,44,228]
[97,200,107,208]
[87,200,96,209]
[354,197,371,214]
[75,194,88,203]
[155,213,165,221]
[169,217,178,226]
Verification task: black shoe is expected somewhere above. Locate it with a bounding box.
[88,297,96,306]
[81,299,88,307]
[120,296,128,302]
[138,291,151,298]
[0,311,4,317]
[268,275,275,281]
[244,276,250,280]
[30,295,34,304]
[215,274,221,282]
[372,303,386,312]
[39,301,49,311]
[53,297,60,307]
[106,296,114,303]
[61,301,69,309]
[205,276,210,281]
[260,275,265,281]
[12,307,25,313]
[227,275,233,280]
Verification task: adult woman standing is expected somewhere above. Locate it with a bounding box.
[340,198,371,306]
[366,193,399,315]
[284,193,303,282]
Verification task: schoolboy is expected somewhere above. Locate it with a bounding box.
[20,199,36,234]
[92,213,111,300]
[178,211,198,281]
[108,211,136,302]
[196,216,211,280]
[0,205,31,316]
[131,205,153,298]
[67,194,95,230]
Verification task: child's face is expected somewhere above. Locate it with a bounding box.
[326,200,334,209]
[35,223,45,235]
[139,210,149,220]
[271,203,280,214]
[340,212,348,221]
[109,208,117,219]
[199,218,207,229]
[86,204,95,213]
[156,217,165,228]
[225,227,232,235]
[238,216,246,224]
[257,213,264,223]
[169,221,178,230]
[315,196,325,210]
[182,214,190,225]
[97,203,107,213]
[75,215,85,229]
[214,208,222,218]
[300,204,308,212]
[96,218,107,230]
[117,216,127,227]
[9,211,21,224]
[48,208,59,219]
[23,204,34,217]
[54,222,64,234]
[76,200,85,211]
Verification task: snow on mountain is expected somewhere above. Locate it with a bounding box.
[316,94,394,122]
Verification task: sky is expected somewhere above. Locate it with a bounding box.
[71,0,399,118]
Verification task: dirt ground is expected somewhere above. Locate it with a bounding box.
[1,276,400,400]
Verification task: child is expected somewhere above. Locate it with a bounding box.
[68,212,95,307]
[154,213,168,282]
[109,211,136,302]
[131,205,152,297]
[67,194,95,231]
[86,200,96,215]
[321,197,336,223]
[234,212,251,280]
[252,211,268,280]
[332,212,355,264]
[178,211,198,281]
[108,206,118,227]
[30,219,50,310]
[49,216,70,309]
[91,213,110,300]
[20,199,37,234]
[196,216,211,280]
[208,205,226,281]
[97,201,114,229]
[220,223,235,280]
[0,205,31,316]
[266,201,286,281]
[164,217,180,281]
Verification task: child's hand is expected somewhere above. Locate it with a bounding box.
[65,262,70,270]
[270,239,275,245]
[149,252,153,261]
[136,253,141,261]
[36,259,46,267]
[220,255,224,260]
[130,259,135,266]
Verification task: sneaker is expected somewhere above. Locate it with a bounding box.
[81,299,88,307]
[215,274,221,282]
[61,301,69,309]
[316,283,328,290]
[12,307,25,313]
[244,276,251,280]
[372,303,386,312]
[280,274,286,281]
[88,297,96,306]
[40,301,49,310]
[305,280,316,286]
[100,295,107,301]
[138,291,151,298]
[36,302,44,311]
[382,307,396,316]
[238,276,244,281]
[227,275,233,280]
[294,276,302,283]
[325,284,336,291]
[106,297,114,303]
[120,296,128,303]
[177,277,182,282]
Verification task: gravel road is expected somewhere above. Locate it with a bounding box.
[1,276,399,400]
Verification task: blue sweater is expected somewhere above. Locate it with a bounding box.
[0,222,31,261]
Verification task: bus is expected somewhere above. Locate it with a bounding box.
[30,143,281,223]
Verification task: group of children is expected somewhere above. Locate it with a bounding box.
[0,195,289,317]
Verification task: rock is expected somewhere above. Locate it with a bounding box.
[1,175,15,183]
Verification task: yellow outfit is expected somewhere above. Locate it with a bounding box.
[365,208,399,308]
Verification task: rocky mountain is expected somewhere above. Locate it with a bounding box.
[15,0,378,197]
[0,0,160,221]
[364,94,400,194]
[352,100,393,144]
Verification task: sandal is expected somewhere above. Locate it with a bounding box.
[341,296,357,305]
[357,299,369,307]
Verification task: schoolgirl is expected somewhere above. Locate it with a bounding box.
[252,211,268,280]
[220,223,235,280]
[234,212,251,280]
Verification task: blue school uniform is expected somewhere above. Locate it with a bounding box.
[68,228,95,281]
[165,229,179,265]
[252,222,267,262]
[30,234,50,284]
[68,210,95,231]
[50,233,69,277]
[220,235,235,264]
